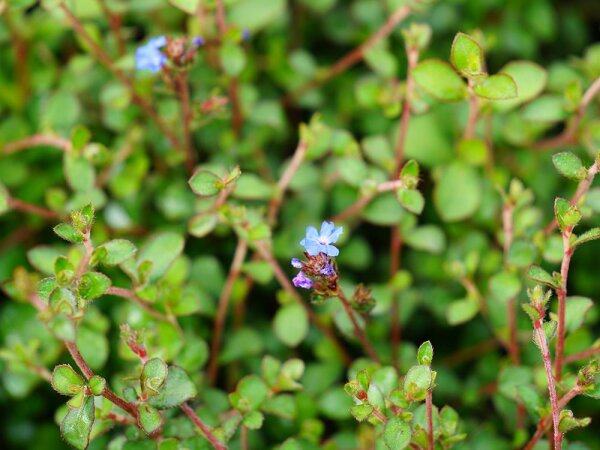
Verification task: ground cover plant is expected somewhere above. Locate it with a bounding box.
[0,0,599,449]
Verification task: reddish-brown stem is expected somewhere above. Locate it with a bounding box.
[464,79,480,139]
[207,239,248,385]
[389,47,419,367]
[2,133,71,155]
[180,403,227,450]
[59,4,182,151]
[267,140,308,225]
[534,320,562,449]
[176,71,196,173]
[5,9,30,102]
[426,389,435,450]
[535,76,600,150]
[555,228,573,381]
[254,241,352,365]
[75,234,94,282]
[98,0,126,56]
[544,161,599,235]
[336,288,381,363]
[214,0,228,35]
[64,341,139,418]
[523,385,582,450]
[240,426,249,450]
[106,286,178,327]
[330,179,406,222]
[283,5,411,104]
[7,197,61,220]
[372,407,388,424]
[564,346,600,364]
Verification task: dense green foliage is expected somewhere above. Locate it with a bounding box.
[0,1,599,449]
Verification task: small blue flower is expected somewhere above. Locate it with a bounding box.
[320,262,335,277]
[242,29,251,41]
[292,271,313,289]
[300,221,343,257]
[192,36,205,47]
[135,36,167,73]
[291,258,303,269]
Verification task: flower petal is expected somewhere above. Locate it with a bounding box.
[148,35,167,48]
[319,221,335,239]
[304,240,321,256]
[305,226,319,240]
[325,245,339,257]
[290,258,303,269]
[328,225,343,243]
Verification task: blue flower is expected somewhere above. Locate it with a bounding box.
[300,221,343,257]
[192,36,205,47]
[292,271,313,289]
[320,261,335,276]
[135,36,167,73]
[290,258,303,269]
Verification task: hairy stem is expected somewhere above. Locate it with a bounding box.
[180,402,227,450]
[2,133,71,155]
[426,389,435,450]
[534,320,562,449]
[207,239,248,385]
[176,71,196,173]
[336,288,381,363]
[283,4,411,104]
[464,79,480,139]
[555,228,573,381]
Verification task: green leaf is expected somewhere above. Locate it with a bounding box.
[403,365,432,401]
[489,271,521,302]
[273,303,308,348]
[555,198,580,231]
[88,376,105,396]
[516,385,544,420]
[552,152,587,181]
[412,59,467,101]
[417,341,434,366]
[397,189,424,214]
[564,296,593,333]
[28,246,63,275]
[230,375,268,412]
[242,410,264,429]
[262,394,296,419]
[527,265,558,289]
[558,410,591,433]
[53,223,84,243]
[232,174,274,200]
[139,403,163,435]
[70,126,91,151]
[404,225,446,254]
[338,157,368,187]
[440,406,459,435]
[446,297,479,325]
[188,213,218,238]
[138,232,185,281]
[0,182,10,215]
[52,365,85,396]
[95,239,137,266]
[450,32,485,77]
[60,395,95,450]
[495,61,547,111]
[141,358,168,396]
[522,303,541,322]
[361,193,405,225]
[350,404,374,422]
[49,288,77,316]
[573,228,600,247]
[220,42,246,77]
[473,74,517,100]
[434,162,481,222]
[78,272,111,300]
[383,417,412,450]
[64,154,95,192]
[523,95,567,123]
[229,0,286,32]
[456,138,488,166]
[168,0,200,14]
[149,366,197,409]
[188,170,223,197]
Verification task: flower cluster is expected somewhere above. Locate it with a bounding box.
[292,221,343,295]
[135,35,206,73]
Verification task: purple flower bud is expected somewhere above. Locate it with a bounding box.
[242,29,251,41]
[291,258,303,269]
[320,262,335,277]
[192,36,205,47]
[292,271,313,289]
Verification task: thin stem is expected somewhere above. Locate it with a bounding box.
[330,179,406,222]
[214,0,228,35]
[534,320,562,449]
[267,140,308,225]
[75,234,94,282]
[7,197,61,220]
[544,161,599,235]
[555,228,573,381]
[98,0,126,56]
[426,389,435,450]
[523,385,582,450]
[59,4,182,151]
[336,288,381,363]
[464,79,480,139]
[283,4,411,104]
[207,239,248,385]
[390,45,419,368]
[176,71,196,173]
[180,403,227,450]
[372,407,388,424]
[240,426,249,450]
[564,345,600,364]
[2,133,71,155]
[105,286,179,328]
[254,241,352,365]
[502,202,520,366]
[535,76,600,150]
